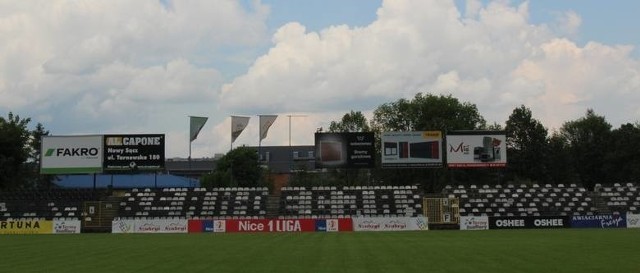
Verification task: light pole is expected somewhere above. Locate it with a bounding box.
[287,114,306,171]
[287,114,307,147]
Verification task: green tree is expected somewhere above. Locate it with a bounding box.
[371,93,486,132]
[559,109,612,189]
[201,146,262,188]
[545,132,578,185]
[328,110,370,133]
[370,93,488,191]
[0,112,32,190]
[603,123,640,182]
[505,105,549,183]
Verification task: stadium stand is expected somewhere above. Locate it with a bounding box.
[2,183,639,230]
[0,188,107,221]
[596,183,640,214]
[116,187,269,219]
[278,185,424,219]
[444,183,599,217]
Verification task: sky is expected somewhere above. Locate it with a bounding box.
[1,0,639,158]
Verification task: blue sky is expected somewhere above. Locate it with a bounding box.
[1,0,639,157]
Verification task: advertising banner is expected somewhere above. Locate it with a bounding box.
[315,218,353,232]
[571,214,627,229]
[352,217,429,231]
[0,220,53,234]
[446,131,507,168]
[213,220,226,233]
[53,219,81,234]
[381,131,443,168]
[225,219,317,233]
[41,135,103,174]
[134,219,188,233]
[112,219,135,234]
[188,220,215,233]
[188,220,204,233]
[488,216,570,230]
[627,213,640,228]
[315,132,375,168]
[460,216,489,230]
[103,134,165,172]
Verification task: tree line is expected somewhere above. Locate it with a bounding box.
[3,92,639,192]
[289,93,640,191]
[0,112,52,190]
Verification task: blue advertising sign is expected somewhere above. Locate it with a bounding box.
[571,214,627,228]
[203,220,214,232]
[315,219,327,232]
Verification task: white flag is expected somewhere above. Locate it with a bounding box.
[259,115,278,141]
[231,116,250,143]
[189,116,208,142]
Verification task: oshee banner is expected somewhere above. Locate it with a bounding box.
[571,214,627,229]
[0,220,54,234]
[103,134,165,172]
[446,131,507,168]
[112,219,188,233]
[460,216,489,230]
[488,216,570,229]
[315,132,375,168]
[381,131,443,168]
[352,217,429,231]
[41,135,103,174]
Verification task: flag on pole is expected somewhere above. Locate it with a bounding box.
[231,116,250,143]
[259,115,278,141]
[189,116,208,142]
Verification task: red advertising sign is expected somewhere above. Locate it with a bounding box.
[337,218,353,232]
[225,219,317,233]
[188,220,203,233]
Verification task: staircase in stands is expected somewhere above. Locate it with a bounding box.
[265,194,281,218]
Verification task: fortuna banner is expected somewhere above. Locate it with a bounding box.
[189,116,208,142]
[259,115,278,141]
[231,116,250,143]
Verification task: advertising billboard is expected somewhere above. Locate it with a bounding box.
[352,217,429,231]
[570,214,626,228]
[446,131,507,168]
[41,135,103,174]
[459,216,489,230]
[315,132,375,168]
[103,134,165,172]
[381,131,442,168]
[488,216,570,230]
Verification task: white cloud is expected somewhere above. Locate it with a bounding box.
[0,0,269,155]
[220,0,639,136]
[2,0,639,158]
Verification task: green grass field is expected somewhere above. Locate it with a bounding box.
[1,229,638,273]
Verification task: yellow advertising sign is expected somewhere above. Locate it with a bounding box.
[0,220,53,234]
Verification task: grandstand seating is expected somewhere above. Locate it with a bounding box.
[1,183,638,225]
[444,183,599,217]
[116,187,269,219]
[596,183,640,213]
[0,189,106,221]
[279,185,424,219]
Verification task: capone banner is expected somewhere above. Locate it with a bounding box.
[103,134,165,172]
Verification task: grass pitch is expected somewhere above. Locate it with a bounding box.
[1,229,638,273]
